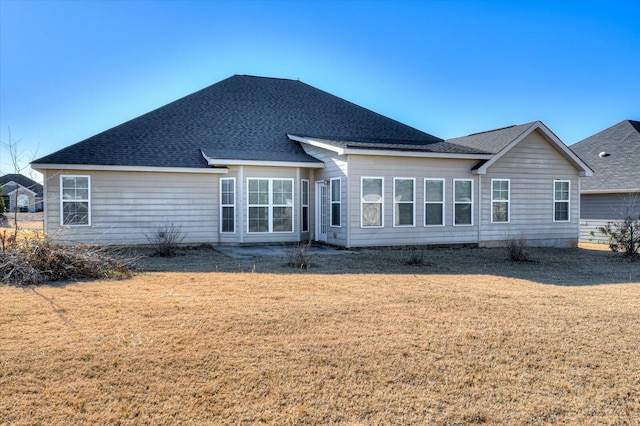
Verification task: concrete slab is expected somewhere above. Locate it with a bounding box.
[214,244,353,259]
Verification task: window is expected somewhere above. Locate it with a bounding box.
[361,177,383,227]
[248,178,294,233]
[220,178,235,233]
[491,179,510,223]
[17,194,29,212]
[394,178,414,226]
[301,179,309,232]
[453,179,473,226]
[330,178,341,227]
[61,175,90,225]
[554,180,570,222]
[424,179,444,226]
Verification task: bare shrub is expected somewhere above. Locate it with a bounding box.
[600,215,640,258]
[405,249,430,266]
[506,234,532,263]
[286,241,312,269]
[0,233,135,285]
[146,224,185,257]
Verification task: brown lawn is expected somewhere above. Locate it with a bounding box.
[1,244,639,424]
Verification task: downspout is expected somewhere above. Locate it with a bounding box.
[477,174,482,246]
[296,167,301,241]
[346,154,351,249]
[238,165,244,244]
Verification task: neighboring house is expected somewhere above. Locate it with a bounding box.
[31,75,591,247]
[1,173,44,213]
[571,120,640,243]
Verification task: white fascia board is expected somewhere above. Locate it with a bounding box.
[476,121,594,176]
[581,188,640,195]
[31,163,229,174]
[6,186,38,196]
[289,134,491,160]
[287,134,345,155]
[343,148,492,160]
[206,158,325,168]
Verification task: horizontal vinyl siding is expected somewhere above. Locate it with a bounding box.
[581,193,640,220]
[302,145,348,246]
[579,219,611,243]
[44,170,217,245]
[480,130,580,246]
[347,156,479,247]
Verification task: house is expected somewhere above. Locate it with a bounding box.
[1,174,44,213]
[570,120,640,243]
[31,75,591,247]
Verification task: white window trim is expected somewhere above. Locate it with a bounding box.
[393,177,415,227]
[220,177,236,233]
[301,179,309,233]
[553,180,571,222]
[60,175,91,226]
[424,178,445,227]
[361,176,384,228]
[330,177,341,228]
[491,179,510,224]
[246,178,295,233]
[453,179,473,226]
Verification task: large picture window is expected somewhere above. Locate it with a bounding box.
[491,179,510,223]
[61,175,90,225]
[361,177,383,227]
[248,178,294,233]
[220,178,235,233]
[330,178,341,227]
[394,178,414,227]
[454,179,473,226]
[424,179,444,226]
[301,179,309,233]
[554,180,570,222]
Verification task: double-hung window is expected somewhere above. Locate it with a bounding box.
[301,179,309,232]
[491,179,510,223]
[424,179,444,226]
[61,175,90,225]
[220,178,235,233]
[361,177,383,227]
[330,178,341,227]
[453,179,473,226]
[248,178,294,233]
[554,180,570,222]
[394,178,415,226]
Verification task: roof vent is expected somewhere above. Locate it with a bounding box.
[599,151,610,158]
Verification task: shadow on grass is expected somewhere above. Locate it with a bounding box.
[133,245,639,287]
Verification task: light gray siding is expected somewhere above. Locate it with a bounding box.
[579,192,640,243]
[478,130,581,247]
[346,155,479,247]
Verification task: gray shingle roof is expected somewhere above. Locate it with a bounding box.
[33,75,445,168]
[570,120,640,192]
[0,174,43,197]
[445,122,538,154]
[293,136,489,155]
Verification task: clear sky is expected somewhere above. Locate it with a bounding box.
[1,0,639,178]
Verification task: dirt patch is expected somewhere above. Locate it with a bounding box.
[134,244,638,286]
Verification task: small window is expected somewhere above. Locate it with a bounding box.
[361,177,383,227]
[220,178,235,233]
[248,178,294,233]
[301,179,309,233]
[425,179,444,226]
[554,180,570,222]
[491,179,510,223]
[61,175,90,225]
[394,178,414,227]
[330,178,341,227]
[454,179,473,226]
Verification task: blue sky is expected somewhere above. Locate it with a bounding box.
[1,0,639,177]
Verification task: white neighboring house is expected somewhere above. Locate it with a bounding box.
[31,75,591,247]
[1,174,44,213]
[571,120,640,243]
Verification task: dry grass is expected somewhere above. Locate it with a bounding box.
[1,249,639,424]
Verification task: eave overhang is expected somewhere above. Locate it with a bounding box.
[288,134,493,160]
[31,163,229,174]
[201,150,324,169]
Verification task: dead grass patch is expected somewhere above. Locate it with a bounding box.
[1,268,639,424]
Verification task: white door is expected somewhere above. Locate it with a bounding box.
[315,182,328,242]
